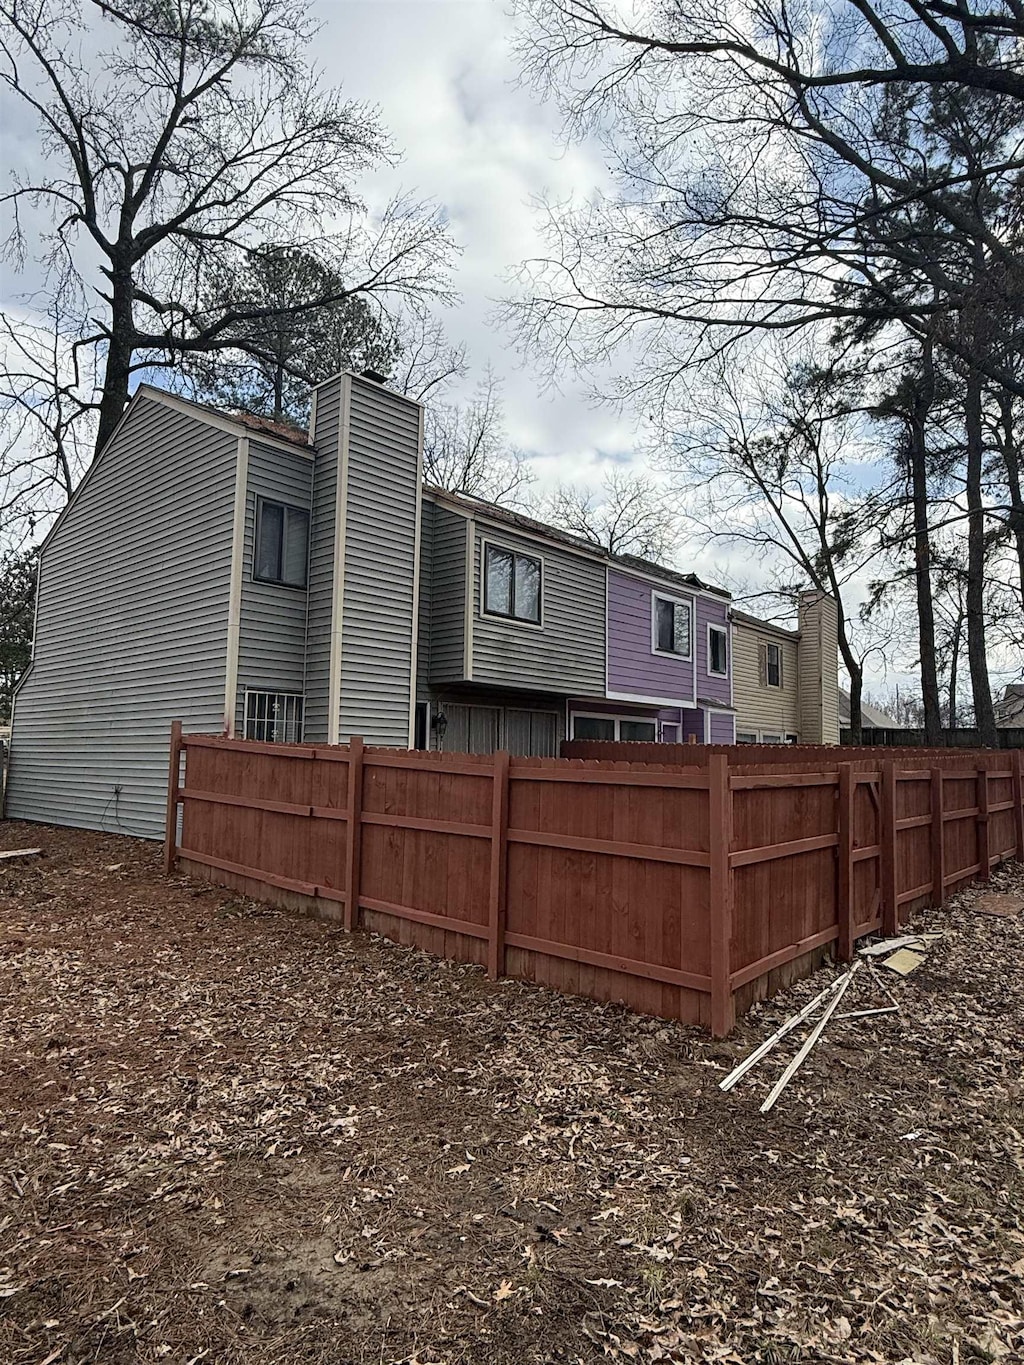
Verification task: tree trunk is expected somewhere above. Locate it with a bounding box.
[837,615,863,743]
[95,270,135,455]
[996,389,1024,607]
[908,337,943,744]
[963,366,998,746]
[948,606,962,729]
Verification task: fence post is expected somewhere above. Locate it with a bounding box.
[837,763,855,961]
[1013,749,1024,860]
[487,749,510,980]
[709,753,735,1037]
[343,735,364,932]
[931,767,945,907]
[881,758,899,934]
[163,719,183,875]
[977,765,991,881]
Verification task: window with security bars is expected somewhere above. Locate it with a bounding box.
[244,691,304,744]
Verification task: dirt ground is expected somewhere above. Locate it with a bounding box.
[0,822,1022,1365]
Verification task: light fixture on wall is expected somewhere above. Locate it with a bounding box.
[431,711,448,747]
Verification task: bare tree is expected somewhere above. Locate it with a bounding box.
[423,371,533,507]
[508,1,1024,396]
[665,342,883,738]
[546,467,679,561]
[1,0,456,467]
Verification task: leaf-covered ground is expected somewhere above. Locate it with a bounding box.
[1,821,1021,1365]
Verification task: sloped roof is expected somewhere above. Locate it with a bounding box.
[425,485,730,599]
[838,689,899,729]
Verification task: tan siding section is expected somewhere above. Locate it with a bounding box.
[732,621,801,739]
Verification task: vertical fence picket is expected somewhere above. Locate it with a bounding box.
[163,719,183,874]
[343,736,364,931]
[709,754,735,1038]
[881,759,899,934]
[978,766,991,881]
[1013,749,1024,860]
[931,767,946,907]
[487,750,510,980]
[837,764,855,961]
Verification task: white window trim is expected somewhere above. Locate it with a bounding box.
[706,621,729,678]
[760,732,783,744]
[570,710,659,741]
[736,731,758,744]
[651,590,693,659]
[480,537,545,630]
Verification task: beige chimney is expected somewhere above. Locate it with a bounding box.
[797,591,840,744]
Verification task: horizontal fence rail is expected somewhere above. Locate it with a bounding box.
[165,726,1024,1036]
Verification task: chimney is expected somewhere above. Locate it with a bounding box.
[305,372,424,745]
[797,591,840,744]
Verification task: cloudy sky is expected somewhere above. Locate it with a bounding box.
[308,0,643,483]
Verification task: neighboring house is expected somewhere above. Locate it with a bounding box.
[731,599,840,744]
[838,689,899,732]
[5,374,841,838]
[994,684,1024,728]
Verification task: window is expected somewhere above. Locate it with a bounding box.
[759,640,783,688]
[244,691,304,743]
[572,715,615,741]
[708,624,728,676]
[254,499,309,588]
[571,713,658,741]
[761,732,782,744]
[785,733,799,745]
[653,593,692,657]
[736,731,758,744]
[483,543,542,623]
[620,719,657,742]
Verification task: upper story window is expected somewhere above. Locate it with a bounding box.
[759,640,783,688]
[483,542,542,624]
[255,498,309,588]
[652,592,692,658]
[708,623,728,676]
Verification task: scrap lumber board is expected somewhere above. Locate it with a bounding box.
[0,848,42,862]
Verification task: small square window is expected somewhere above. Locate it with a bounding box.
[483,543,541,623]
[254,499,309,588]
[736,732,758,744]
[708,624,728,676]
[653,593,691,657]
[244,691,304,743]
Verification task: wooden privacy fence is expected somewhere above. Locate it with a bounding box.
[165,727,1024,1036]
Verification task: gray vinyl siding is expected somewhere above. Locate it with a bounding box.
[6,393,236,837]
[472,524,605,695]
[337,377,421,745]
[415,498,434,697]
[303,379,341,741]
[428,502,468,683]
[234,439,313,733]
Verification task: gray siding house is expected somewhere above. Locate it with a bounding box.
[6,371,839,839]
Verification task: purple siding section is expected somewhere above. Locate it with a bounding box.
[607,569,731,703]
[695,598,733,706]
[709,711,735,744]
[681,708,704,741]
